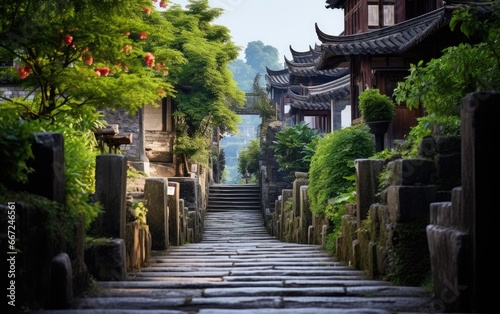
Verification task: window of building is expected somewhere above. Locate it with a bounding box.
[368,5,379,26]
[383,4,394,26]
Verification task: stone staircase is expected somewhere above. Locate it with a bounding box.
[207,184,261,212]
[36,183,439,314]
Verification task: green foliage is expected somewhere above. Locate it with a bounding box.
[228,59,258,92]
[245,40,283,74]
[0,105,103,230]
[237,139,260,179]
[164,0,245,137]
[228,41,283,92]
[0,109,35,185]
[0,191,70,248]
[127,201,148,225]
[52,120,103,229]
[308,124,375,217]
[358,88,395,122]
[323,182,356,254]
[251,73,276,122]
[405,114,461,155]
[393,4,500,118]
[387,220,431,286]
[127,166,148,179]
[271,121,320,176]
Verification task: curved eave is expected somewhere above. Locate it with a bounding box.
[316,7,447,44]
[265,73,289,90]
[289,100,332,112]
[290,45,323,63]
[288,74,351,106]
[286,57,348,78]
[305,74,350,96]
[266,66,289,76]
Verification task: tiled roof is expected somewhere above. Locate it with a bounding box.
[265,67,289,90]
[266,64,349,91]
[289,44,322,63]
[317,2,495,69]
[316,7,449,69]
[288,74,350,111]
[285,56,347,78]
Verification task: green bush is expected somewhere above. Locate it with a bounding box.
[308,124,375,217]
[358,88,395,122]
[237,139,260,179]
[0,106,104,230]
[271,121,320,176]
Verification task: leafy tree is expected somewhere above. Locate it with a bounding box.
[161,0,246,175]
[228,59,257,92]
[245,40,282,73]
[251,73,276,123]
[227,41,283,92]
[0,0,176,119]
[237,138,260,179]
[271,121,320,177]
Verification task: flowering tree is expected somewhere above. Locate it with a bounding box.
[0,0,178,119]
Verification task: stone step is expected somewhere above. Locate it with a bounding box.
[34,184,439,313]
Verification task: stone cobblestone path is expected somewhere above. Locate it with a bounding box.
[38,184,439,314]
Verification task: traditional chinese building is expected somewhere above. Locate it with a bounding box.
[320,0,489,146]
[266,45,351,134]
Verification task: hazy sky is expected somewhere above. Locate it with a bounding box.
[169,0,345,61]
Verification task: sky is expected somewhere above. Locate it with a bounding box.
[169,0,345,62]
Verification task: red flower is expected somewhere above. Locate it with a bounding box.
[63,34,73,46]
[143,7,152,15]
[144,52,155,67]
[138,32,148,40]
[95,67,110,76]
[17,66,31,79]
[160,0,167,8]
[84,55,93,65]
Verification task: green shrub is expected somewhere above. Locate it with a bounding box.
[308,124,375,217]
[271,121,320,176]
[0,106,104,230]
[237,138,260,179]
[358,88,395,122]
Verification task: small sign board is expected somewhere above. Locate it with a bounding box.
[167,186,175,196]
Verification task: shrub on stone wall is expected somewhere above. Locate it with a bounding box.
[308,124,375,218]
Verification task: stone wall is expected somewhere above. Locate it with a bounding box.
[103,109,142,161]
[269,172,331,247]
[259,120,293,220]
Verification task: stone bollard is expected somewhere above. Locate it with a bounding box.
[84,238,127,281]
[167,182,181,246]
[94,154,128,239]
[48,253,72,309]
[27,132,65,204]
[144,177,169,250]
[168,178,202,242]
[355,159,384,229]
[299,185,310,244]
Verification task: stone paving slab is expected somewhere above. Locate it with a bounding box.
[34,184,444,313]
